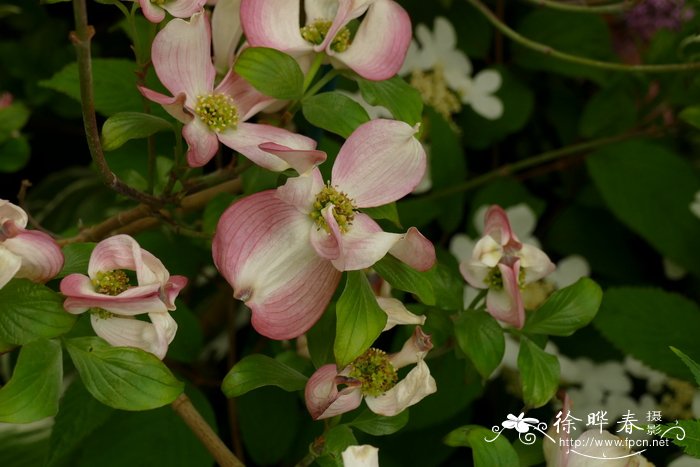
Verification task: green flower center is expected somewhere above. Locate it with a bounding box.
[89,308,116,319]
[300,19,351,53]
[484,266,526,290]
[310,184,356,233]
[92,270,131,296]
[195,93,239,133]
[150,0,167,5]
[349,348,398,397]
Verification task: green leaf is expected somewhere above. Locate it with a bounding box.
[455,310,505,379]
[587,141,700,276]
[221,354,308,398]
[65,337,184,410]
[76,384,215,467]
[0,136,30,173]
[373,255,435,306]
[661,420,700,458]
[444,425,520,467]
[0,420,51,467]
[202,192,236,235]
[357,75,423,125]
[334,271,387,367]
[302,92,370,138]
[523,278,602,336]
[58,242,96,278]
[361,202,401,227]
[579,82,637,138]
[594,288,700,381]
[46,379,115,466]
[0,279,76,345]
[101,112,172,151]
[167,301,203,363]
[238,387,301,465]
[349,409,409,436]
[425,252,466,310]
[517,337,560,408]
[317,425,358,466]
[513,10,614,84]
[680,105,700,129]
[234,47,304,100]
[0,339,62,423]
[670,347,700,386]
[0,102,30,142]
[40,59,143,116]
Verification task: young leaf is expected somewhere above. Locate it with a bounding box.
[234,47,304,100]
[660,420,700,458]
[594,287,700,381]
[0,339,62,423]
[670,347,700,386]
[373,255,435,306]
[334,271,387,367]
[58,242,96,278]
[444,425,520,467]
[0,136,30,173]
[101,112,172,152]
[455,310,505,379]
[679,106,700,129]
[523,278,602,336]
[0,279,76,345]
[517,337,560,408]
[349,409,409,436]
[302,92,370,138]
[65,337,184,410]
[307,305,336,368]
[221,354,308,398]
[357,76,423,125]
[0,102,30,142]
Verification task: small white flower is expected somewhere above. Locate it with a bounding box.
[400,17,503,120]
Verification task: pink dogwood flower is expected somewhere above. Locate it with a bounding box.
[459,205,555,329]
[213,119,435,340]
[0,200,63,289]
[305,326,436,419]
[240,0,412,80]
[136,0,206,24]
[139,12,321,169]
[60,235,188,359]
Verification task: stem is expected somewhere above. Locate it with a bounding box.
[304,69,339,99]
[59,178,242,245]
[466,289,488,311]
[420,130,650,202]
[70,0,163,207]
[303,52,326,93]
[520,0,636,14]
[171,394,244,467]
[466,0,700,73]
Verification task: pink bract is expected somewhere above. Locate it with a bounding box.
[240,0,412,80]
[138,0,206,24]
[212,119,436,340]
[459,205,555,329]
[0,200,63,289]
[139,12,321,169]
[60,235,188,359]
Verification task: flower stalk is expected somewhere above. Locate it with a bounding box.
[171,393,244,467]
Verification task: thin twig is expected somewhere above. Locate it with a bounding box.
[70,0,163,207]
[466,0,700,73]
[171,393,244,467]
[16,180,55,236]
[520,0,637,14]
[419,128,659,202]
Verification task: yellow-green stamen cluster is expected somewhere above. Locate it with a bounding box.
[300,19,351,53]
[150,0,167,5]
[92,270,130,296]
[310,184,356,233]
[484,266,526,290]
[349,348,398,397]
[409,66,462,121]
[89,307,116,320]
[195,93,239,133]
